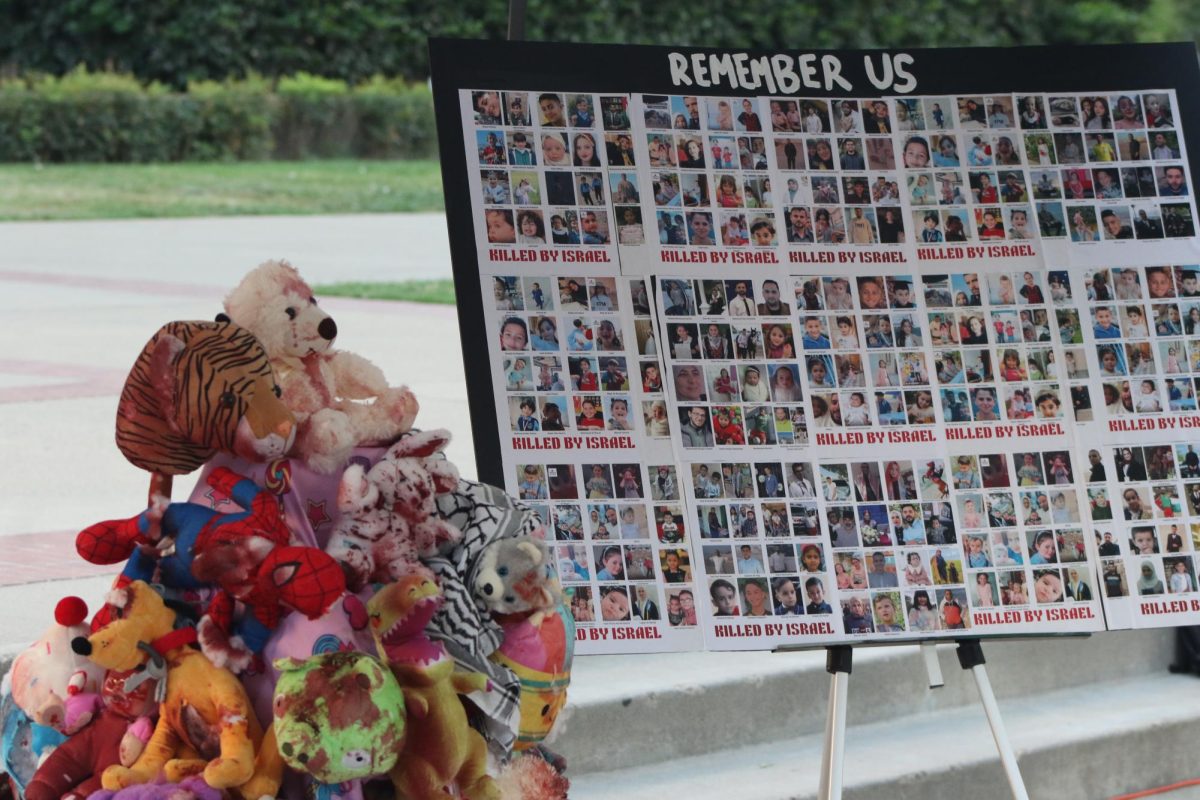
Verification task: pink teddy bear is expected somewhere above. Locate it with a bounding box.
[326,430,463,590]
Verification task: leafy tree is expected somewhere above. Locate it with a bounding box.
[1,0,1196,86]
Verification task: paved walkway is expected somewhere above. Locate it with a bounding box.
[0,214,466,647]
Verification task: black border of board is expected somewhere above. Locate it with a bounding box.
[429,37,1200,488]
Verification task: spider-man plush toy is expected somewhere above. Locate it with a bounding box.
[77,467,345,670]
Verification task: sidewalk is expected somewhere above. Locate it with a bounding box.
[0,213,467,650]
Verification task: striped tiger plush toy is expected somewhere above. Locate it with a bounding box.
[115,320,296,486]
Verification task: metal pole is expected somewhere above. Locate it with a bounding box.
[921,642,945,688]
[819,645,853,800]
[507,0,527,41]
[957,640,1029,800]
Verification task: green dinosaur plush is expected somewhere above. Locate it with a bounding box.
[272,652,406,784]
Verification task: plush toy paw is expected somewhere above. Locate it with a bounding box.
[197,615,253,674]
[382,386,420,432]
[62,691,103,734]
[101,764,143,790]
[300,408,356,473]
[236,771,281,800]
[201,755,254,790]
[119,716,154,767]
[164,758,210,782]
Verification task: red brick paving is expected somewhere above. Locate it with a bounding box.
[0,530,118,586]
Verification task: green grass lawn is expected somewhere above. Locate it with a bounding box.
[315,280,457,305]
[0,159,445,220]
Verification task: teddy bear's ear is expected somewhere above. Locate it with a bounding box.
[517,539,544,565]
[215,312,231,323]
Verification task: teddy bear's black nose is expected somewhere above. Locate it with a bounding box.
[319,317,338,341]
[482,583,494,596]
[71,636,92,656]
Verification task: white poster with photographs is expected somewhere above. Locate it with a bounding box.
[1066,260,1200,629]
[463,89,648,272]
[620,90,1198,276]
[653,266,1104,646]
[483,270,700,653]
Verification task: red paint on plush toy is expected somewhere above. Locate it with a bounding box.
[300,653,384,731]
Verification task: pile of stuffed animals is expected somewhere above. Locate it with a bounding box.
[1,261,572,800]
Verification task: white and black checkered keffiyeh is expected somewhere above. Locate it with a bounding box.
[427,478,544,759]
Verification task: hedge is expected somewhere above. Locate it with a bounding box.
[0,69,437,163]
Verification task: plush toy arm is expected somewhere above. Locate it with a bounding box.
[25,728,95,800]
[238,719,284,800]
[325,526,376,592]
[63,692,104,734]
[232,612,272,656]
[103,715,180,789]
[412,519,463,556]
[76,515,147,565]
[424,458,460,493]
[326,351,388,398]
[206,467,263,511]
[198,593,254,673]
[58,773,103,800]
[202,704,256,790]
[450,672,491,696]
[401,688,429,720]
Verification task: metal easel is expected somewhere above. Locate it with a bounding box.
[817,640,1029,800]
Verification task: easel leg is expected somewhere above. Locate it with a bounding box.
[818,645,852,800]
[956,639,1030,800]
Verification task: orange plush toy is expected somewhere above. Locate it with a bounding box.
[71,582,282,800]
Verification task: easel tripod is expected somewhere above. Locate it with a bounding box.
[817,639,1030,800]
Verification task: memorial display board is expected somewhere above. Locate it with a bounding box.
[431,38,1200,652]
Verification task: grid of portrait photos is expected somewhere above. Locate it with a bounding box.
[1077,265,1200,420]
[489,271,703,648]
[797,273,937,428]
[885,91,1195,242]
[467,89,646,252]
[921,269,1074,425]
[495,273,642,437]
[762,96,907,245]
[516,449,698,642]
[686,457,834,627]
[640,94,780,249]
[1086,442,1200,626]
[628,90,1195,253]
[820,457,976,636]
[944,448,1097,616]
[657,276,807,449]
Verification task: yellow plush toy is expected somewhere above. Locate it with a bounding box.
[368,575,499,800]
[71,581,282,800]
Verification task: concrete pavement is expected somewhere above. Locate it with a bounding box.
[0,213,452,284]
[0,213,464,651]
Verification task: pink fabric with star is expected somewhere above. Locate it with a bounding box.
[189,448,389,549]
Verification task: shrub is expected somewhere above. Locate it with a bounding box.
[353,78,436,160]
[0,68,435,163]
